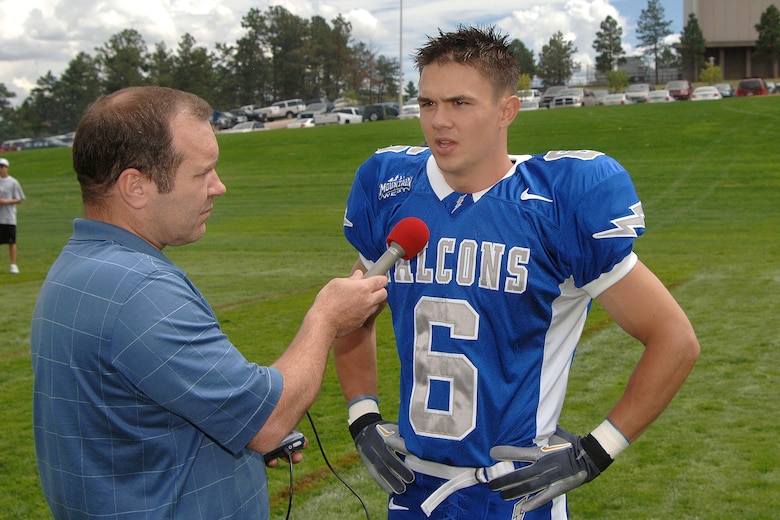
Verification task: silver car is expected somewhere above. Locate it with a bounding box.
[647,90,676,103]
[550,88,598,108]
[601,93,634,106]
[625,83,654,103]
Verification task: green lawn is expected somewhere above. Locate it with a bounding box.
[1,97,778,519]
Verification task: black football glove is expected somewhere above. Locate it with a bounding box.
[349,412,415,494]
[488,426,613,512]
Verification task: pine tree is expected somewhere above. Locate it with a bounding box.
[679,13,707,81]
[636,0,673,84]
[537,31,581,87]
[755,4,780,78]
[593,16,626,75]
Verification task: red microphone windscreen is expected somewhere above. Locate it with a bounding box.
[386,217,430,260]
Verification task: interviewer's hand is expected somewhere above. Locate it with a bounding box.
[488,426,612,512]
[312,271,387,338]
[264,443,307,468]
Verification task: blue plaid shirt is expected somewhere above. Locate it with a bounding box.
[31,219,283,519]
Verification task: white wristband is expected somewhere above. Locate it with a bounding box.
[590,420,630,459]
[348,397,380,425]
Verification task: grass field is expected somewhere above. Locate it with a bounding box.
[1,97,778,519]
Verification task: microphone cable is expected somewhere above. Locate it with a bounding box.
[273,411,371,520]
[306,411,371,520]
[282,453,294,520]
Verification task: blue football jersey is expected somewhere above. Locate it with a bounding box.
[344,146,644,468]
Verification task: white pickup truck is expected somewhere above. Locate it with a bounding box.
[255,99,305,121]
[314,107,363,125]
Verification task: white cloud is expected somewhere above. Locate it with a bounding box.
[0,0,683,105]
[343,9,384,43]
[498,0,628,70]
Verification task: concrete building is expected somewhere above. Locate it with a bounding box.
[685,0,779,79]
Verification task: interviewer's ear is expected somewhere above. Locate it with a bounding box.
[116,168,153,209]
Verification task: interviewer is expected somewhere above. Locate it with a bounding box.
[30,86,387,519]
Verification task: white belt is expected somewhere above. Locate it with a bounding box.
[403,454,515,516]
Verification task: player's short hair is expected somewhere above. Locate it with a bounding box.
[414,25,520,101]
[72,86,212,207]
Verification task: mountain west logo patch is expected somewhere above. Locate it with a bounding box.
[378,175,413,200]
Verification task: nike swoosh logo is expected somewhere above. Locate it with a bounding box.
[376,424,395,438]
[541,443,572,453]
[521,188,553,203]
[388,497,409,511]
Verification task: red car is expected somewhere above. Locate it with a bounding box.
[665,80,692,100]
[736,78,768,97]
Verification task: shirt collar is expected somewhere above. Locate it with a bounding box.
[71,218,172,265]
[425,154,531,202]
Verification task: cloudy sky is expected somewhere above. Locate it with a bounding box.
[0,0,683,105]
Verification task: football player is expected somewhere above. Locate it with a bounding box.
[334,26,699,519]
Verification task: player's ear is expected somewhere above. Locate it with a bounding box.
[116,168,152,209]
[500,95,521,127]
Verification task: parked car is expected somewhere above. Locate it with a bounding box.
[736,78,768,97]
[0,140,22,152]
[363,103,399,121]
[625,83,654,103]
[255,99,306,120]
[306,98,336,112]
[53,133,75,147]
[287,117,315,129]
[601,93,634,106]
[238,104,265,121]
[516,89,540,110]
[299,102,330,119]
[517,88,539,104]
[518,99,540,111]
[518,89,541,100]
[1,136,71,150]
[664,80,692,100]
[691,86,723,101]
[540,85,567,109]
[714,83,735,98]
[550,88,598,108]
[332,97,358,109]
[226,108,249,124]
[221,121,266,133]
[647,90,676,103]
[314,107,363,125]
[399,104,421,119]
[210,110,238,129]
[592,90,609,104]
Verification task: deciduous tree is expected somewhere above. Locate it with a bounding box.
[2,5,400,137]
[509,39,536,78]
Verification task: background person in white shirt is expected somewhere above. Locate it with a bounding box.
[0,157,25,274]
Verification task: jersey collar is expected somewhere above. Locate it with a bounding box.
[426,154,531,202]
